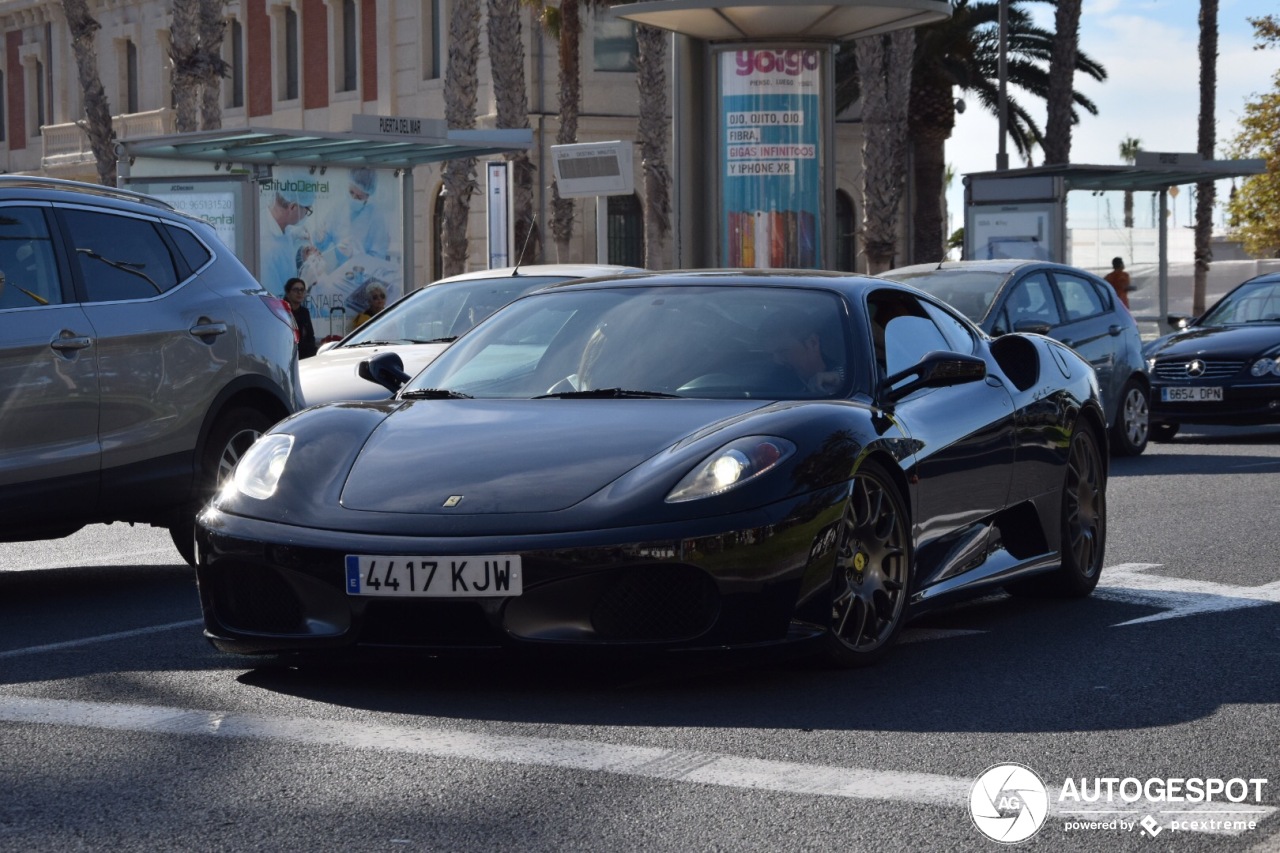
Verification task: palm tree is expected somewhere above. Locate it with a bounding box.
[857,29,915,273]
[635,24,671,268]
[170,0,201,132]
[441,0,483,278]
[197,0,230,130]
[1193,0,1218,317]
[62,0,116,185]
[543,0,583,261]
[488,0,539,264]
[838,0,1105,264]
[1042,0,1082,164]
[1119,136,1142,228]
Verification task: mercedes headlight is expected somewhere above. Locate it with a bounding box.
[1250,357,1280,377]
[666,436,795,503]
[226,433,294,500]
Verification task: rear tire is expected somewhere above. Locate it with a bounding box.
[1110,380,1149,456]
[821,461,911,668]
[1150,422,1180,442]
[1008,426,1106,598]
[169,407,274,566]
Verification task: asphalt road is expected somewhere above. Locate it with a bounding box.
[2,425,1279,853]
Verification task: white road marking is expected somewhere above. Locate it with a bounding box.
[0,695,1271,836]
[1097,563,1280,626]
[0,620,203,660]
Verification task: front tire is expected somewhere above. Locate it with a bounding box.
[821,461,911,668]
[1111,380,1149,456]
[169,407,273,566]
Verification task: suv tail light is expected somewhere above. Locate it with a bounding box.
[262,295,300,343]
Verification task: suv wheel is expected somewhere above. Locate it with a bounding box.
[170,407,274,565]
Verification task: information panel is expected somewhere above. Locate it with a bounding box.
[718,47,823,269]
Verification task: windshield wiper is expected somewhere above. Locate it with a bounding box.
[399,388,473,399]
[415,336,459,344]
[534,388,681,399]
[345,339,414,348]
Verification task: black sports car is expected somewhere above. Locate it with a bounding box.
[195,270,1108,667]
[1145,272,1280,441]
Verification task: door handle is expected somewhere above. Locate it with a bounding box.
[50,332,92,353]
[1109,324,1123,336]
[189,321,228,338]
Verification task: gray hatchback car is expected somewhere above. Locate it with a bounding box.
[0,177,300,564]
[882,259,1151,456]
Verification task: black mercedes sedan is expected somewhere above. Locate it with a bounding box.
[1145,272,1280,440]
[195,270,1108,668]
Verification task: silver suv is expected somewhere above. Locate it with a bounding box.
[0,177,300,564]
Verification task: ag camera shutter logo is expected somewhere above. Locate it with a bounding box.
[970,763,1050,843]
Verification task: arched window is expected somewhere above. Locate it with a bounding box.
[607,194,643,267]
[835,190,857,272]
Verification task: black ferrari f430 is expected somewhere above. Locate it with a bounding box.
[196,270,1108,667]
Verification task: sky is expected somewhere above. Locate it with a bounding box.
[943,0,1280,236]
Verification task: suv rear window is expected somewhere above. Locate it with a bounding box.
[62,208,181,301]
[165,223,213,273]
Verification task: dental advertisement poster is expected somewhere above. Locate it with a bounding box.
[719,47,823,269]
[258,166,404,336]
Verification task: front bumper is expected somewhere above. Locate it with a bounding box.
[194,490,846,657]
[1149,379,1280,425]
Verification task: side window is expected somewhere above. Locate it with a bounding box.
[0,206,62,309]
[997,273,1061,332]
[164,223,213,273]
[1055,272,1108,321]
[62,209,181,302]
[921,301,978,354]
[869,290,954,378]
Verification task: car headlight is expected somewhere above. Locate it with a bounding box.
[1250,357,1280,377]
[225,433,294,501]
[666,436,795,503]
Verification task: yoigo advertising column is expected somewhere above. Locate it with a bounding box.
[717,46,828,270]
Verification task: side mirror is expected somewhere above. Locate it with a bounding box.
[884,351,987,403]
[1013,318,1053,335]
[1167,314,1193,330]
[358,351,411,393]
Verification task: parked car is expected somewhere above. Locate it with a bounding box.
[881,259,1151,456]
[196,270,1108,667]
[299,264,645,405]
[1143,271,1280,441]
[0,176,300,566]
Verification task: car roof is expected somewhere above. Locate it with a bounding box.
[538,268,897,295]
[430,263,648,285]
[882,259,1061,277]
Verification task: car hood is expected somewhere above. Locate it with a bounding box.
[339,399,771,514]
[1146,324,1280,361]
[299,343,450,405]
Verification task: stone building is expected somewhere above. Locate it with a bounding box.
[0,0,874,284]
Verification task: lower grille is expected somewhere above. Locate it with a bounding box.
[210,563,307,634]
[590,564,719,642]
[359,600,500,646]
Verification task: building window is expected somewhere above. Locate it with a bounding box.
[125,40,139,114]
[33,59,45,135]
[593,14,637,72]
[281,8,299,101]
[0,71,6,142]
[422,0,442,80]
[338,0,358,92]
[607,194,643,267]
[226,20,244,108]
[836,190,856,272]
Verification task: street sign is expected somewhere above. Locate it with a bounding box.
[550,141,634,198]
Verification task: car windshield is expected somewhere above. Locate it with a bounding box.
[1199,280,1280,326]
[344,275,570,346]
[881,269,1002,322]
[405,285,851,400]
